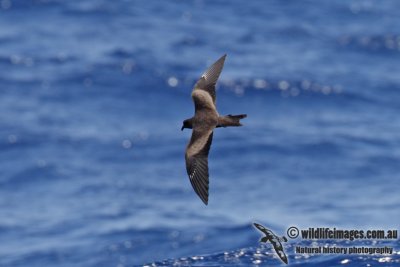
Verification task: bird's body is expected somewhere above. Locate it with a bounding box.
[182,55,247,205]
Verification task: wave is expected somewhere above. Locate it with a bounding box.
[142,240,400,267]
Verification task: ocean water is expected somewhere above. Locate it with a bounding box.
[0,0,399,266]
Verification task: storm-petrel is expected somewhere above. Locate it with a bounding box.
[181,54,247,205]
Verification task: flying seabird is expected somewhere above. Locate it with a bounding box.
[181,54,247,205]
[253,223,288,264]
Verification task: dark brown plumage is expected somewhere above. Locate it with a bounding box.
[182,54,247,205]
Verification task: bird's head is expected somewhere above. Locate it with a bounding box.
[181,119,193,131]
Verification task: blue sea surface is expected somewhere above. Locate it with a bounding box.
[0,0,399,266]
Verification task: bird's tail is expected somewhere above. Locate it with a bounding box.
[217,114,247,127]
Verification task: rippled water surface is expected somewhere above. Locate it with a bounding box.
[0,0,399,266]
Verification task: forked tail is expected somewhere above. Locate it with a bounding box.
[217,114,247,127]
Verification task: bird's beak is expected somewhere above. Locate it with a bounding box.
[181,125,184,131]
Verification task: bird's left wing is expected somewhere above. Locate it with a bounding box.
[270,238,288,264]
[193,54,226,104]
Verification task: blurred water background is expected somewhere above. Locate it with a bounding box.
[0,0,399,266]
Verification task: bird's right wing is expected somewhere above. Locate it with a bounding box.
[185,129,214,205]
[253,223,270,235]
[193,54,226,104]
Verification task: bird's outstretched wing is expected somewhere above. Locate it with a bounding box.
[185,129,213,205]
[270,238,288,264]
[193,54,226,104]
[253,223,270,235]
